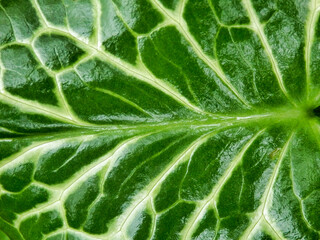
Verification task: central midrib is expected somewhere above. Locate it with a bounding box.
[1,107,305,141]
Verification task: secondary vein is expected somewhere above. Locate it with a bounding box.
[182,129,265,239]
[242,0,298,107]
[150,0,252,108]
[305,0,320,101]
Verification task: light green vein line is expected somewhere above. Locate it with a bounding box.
[288,146,315,231]
[149,198,157,240]
[110,0,139,38]
[0,44,91,126]
[0,126,20,134]
[182,129,265,239]
[147,37,201,105]
[16,135,146,227]
[60,0,72,35]
[305,0,320,101]
[228,29,262,101]
[56,134,153,233]
[59,203,69,230]
[83,135,121,231]
[0,137,75,170]
[0,5,17,41]
[115,135,187,198]
[36,26,208,116]
[150,0,252,108]
[287,127,317,232]
[92,0,102,47]
[59,134,148,201]
[93,87,154,118]
[242,0,297,107]
[115,130,216,236]
[53,140,84,173]
[240,132,294,240]
[32,0,49,27]
[0,217,24,240]
[16,196,62,225]
[262,215,285,240]
[55,71,88,125]
[110,0,173,40]
[73,69,153,118]
[178,0,186,22]
[30,40,90,125]
[0,92,82,125]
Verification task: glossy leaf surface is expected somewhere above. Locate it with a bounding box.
[0,0,320,239]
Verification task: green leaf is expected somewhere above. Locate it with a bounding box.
[0,0,319,239]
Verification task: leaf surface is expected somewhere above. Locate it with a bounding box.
[0,0,320,239]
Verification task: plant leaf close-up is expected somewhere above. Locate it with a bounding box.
[1,0,320,239]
